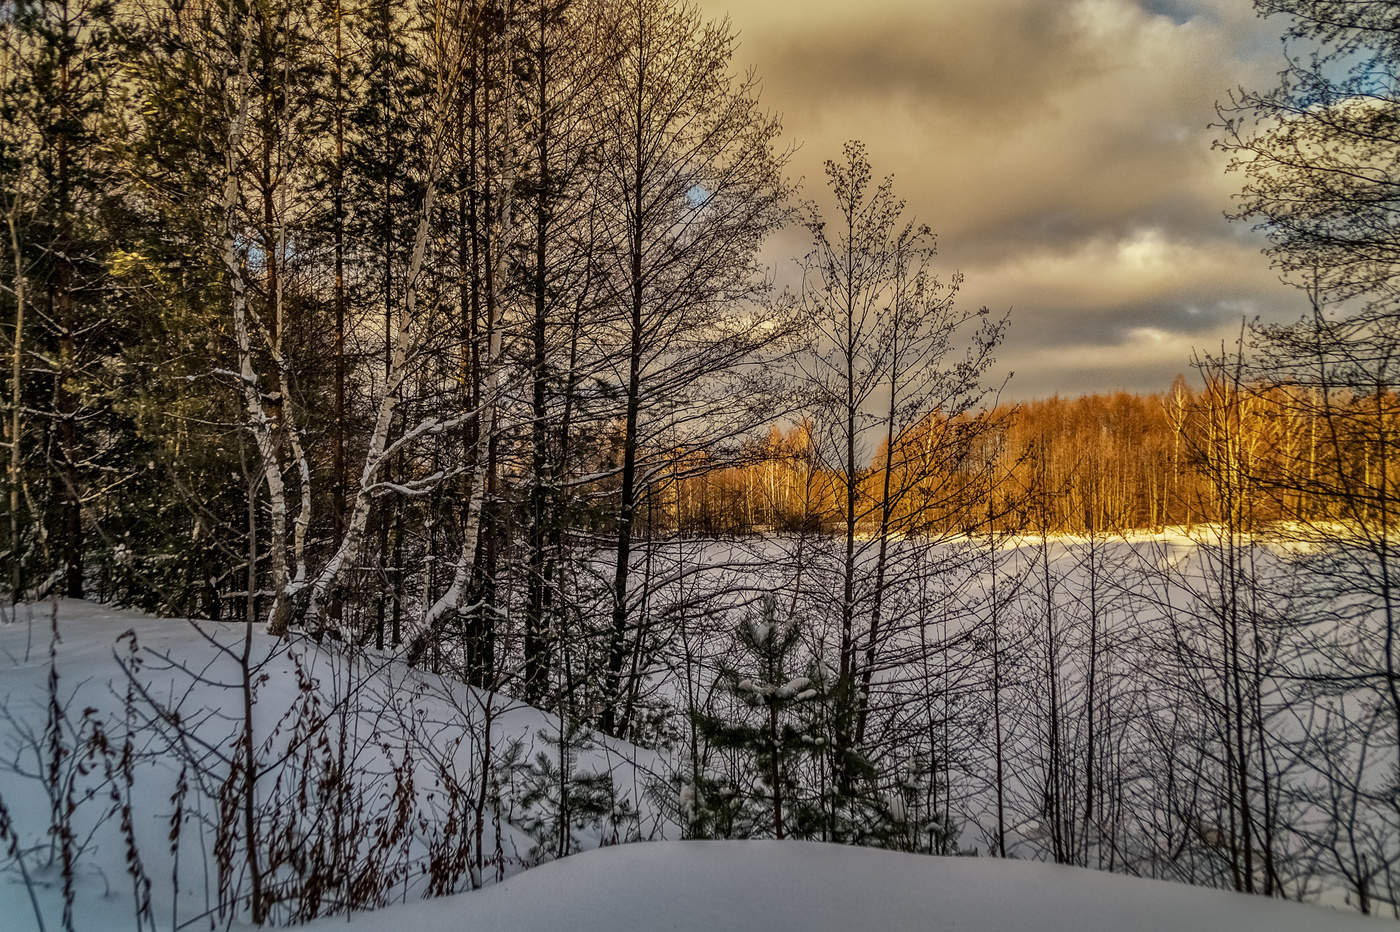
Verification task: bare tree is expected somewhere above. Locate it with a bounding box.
[590,0,789,737]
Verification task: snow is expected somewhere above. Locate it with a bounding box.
[0,598,1386,931]
[309,840,1385,932]
[0,600,665,931]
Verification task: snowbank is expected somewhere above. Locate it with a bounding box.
[310,839,1384,931]
[0,600,667,931]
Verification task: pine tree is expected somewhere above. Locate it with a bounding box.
[693,595,821,840]
[1,0,120,600]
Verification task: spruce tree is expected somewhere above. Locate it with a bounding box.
[693,595,820,840]
[1,0,120,600]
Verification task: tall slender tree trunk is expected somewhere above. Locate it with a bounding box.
[601,69,646,738]
[53,9,81,599]
[220,12,290,633]
[375,0,395,650]
[600,235,643,737]
[524,2,553,702]
[857,314,899,745]
[1083,480,1099,867]
[989,494,1006,858]
[330,0,347,626]
[834,219,858,807]
[7,207,25,601]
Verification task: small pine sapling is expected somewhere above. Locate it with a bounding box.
[694,595,821,840]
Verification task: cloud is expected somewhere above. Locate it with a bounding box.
[699,0,1306,397]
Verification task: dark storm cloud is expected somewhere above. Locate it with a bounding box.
[700,0,1307,397]
[762,5,1094,123]
[1141,0,1196,26]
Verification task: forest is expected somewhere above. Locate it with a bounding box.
[0,0,1398,928]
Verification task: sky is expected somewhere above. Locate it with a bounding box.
[698,0,1306,400]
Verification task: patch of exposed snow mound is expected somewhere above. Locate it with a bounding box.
[308,840,1385,932]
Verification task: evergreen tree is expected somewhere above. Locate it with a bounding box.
[1,0,120,600]
[693,595,820,840]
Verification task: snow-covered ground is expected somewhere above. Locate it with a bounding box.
[0,590,1387,930]
[0,600,666,930]
[309,839,1385,931]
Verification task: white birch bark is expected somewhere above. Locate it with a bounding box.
[303,180,434,637]
[412,0,518,653]
[218,7,292,634]
[304,0,493,639]
[272,192,311,593]
[7,200,25,598]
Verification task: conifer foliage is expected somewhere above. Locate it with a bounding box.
[691,595,820,840]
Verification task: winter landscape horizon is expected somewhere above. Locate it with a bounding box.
[2,0,1399,929]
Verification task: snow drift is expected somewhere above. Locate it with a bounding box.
[307,839,1385,932]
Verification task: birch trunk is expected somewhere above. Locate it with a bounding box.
[7,203,25,600]
[411,0,517,660]
[218,8,291,634]
[306,0,498,644]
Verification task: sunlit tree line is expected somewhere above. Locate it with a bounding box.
[653,376,1399,537]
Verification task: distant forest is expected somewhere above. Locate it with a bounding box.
[648,375,1398,538]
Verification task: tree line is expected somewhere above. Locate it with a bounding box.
[653,375,1400,538]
